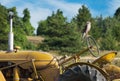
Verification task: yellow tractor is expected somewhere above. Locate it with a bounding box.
[0,47,118,81]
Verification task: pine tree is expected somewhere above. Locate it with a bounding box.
[99,17,119,50]
[22,8,34,36]
[0,4,9,50]
[114,7,120,18]
[100,27,118,50]
[37,9,82,54]
[75,5,92,31]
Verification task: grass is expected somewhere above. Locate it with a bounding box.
[27,36,44,46]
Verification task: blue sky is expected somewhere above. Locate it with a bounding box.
[0,0,120,30]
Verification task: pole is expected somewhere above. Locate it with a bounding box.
[8,11,14,52]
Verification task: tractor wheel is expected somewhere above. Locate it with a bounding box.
[58,62,109,81]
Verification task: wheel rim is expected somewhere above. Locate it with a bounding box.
[86,36,100,57]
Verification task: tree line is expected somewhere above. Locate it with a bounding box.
[0,4,120,55]
[37,5,120,54]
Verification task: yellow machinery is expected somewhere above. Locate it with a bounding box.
[0,47,120,81]
[0,71,6,81]
[0,51,59,81]
[58,51,120,81]
[92,51,120,80]
[0,47,112,81]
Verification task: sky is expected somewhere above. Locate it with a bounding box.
[0,0,120,30]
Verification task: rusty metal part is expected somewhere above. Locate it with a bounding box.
[59,47,91,65]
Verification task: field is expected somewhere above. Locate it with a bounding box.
[27,36,44,45]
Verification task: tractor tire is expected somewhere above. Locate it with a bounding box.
[58,62,109,81]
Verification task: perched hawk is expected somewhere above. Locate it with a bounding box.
[82,21,91,38]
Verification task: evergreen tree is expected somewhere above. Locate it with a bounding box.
[114,7,120,18]
[0,4,9,50]
[22,8,34,35]
[37,9,82,54]
[100,26,118,50]
[113,8,120,41]
[91,15,104,39]
[99,17,119,50]
[37,9,67,37]
[75,5,92,31]
[37,20,48,36]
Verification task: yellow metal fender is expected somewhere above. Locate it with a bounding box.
[0,51,59,81]
[0,71,6,81]
[103,64,120,80]
[0,51,59,70]
[92,52,117,66]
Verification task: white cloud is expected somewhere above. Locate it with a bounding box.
[0,0,17,5]
[1,1,51,29]
[17,0,82,29]
[0,0,82,31]
[30,8,51,30]
[44,0,82,19]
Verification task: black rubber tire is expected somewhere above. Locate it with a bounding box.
[58,63,109,81]
[86,36,100,57]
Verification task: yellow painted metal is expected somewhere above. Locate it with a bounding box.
[59,47,90,65]
[92,51,117,64]
[113,79,120,81]
[31,59,38,79]
[104,64,120,73]
[13,66,20,81]
[37,66,60,81]
[103,64,120,80]
[0,51,59,81]
[0,51,59,70]
[0,71,6,81]
[14,46,21,49]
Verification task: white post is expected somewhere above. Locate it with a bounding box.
[10,16,13,32]
[8,11,14,52]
